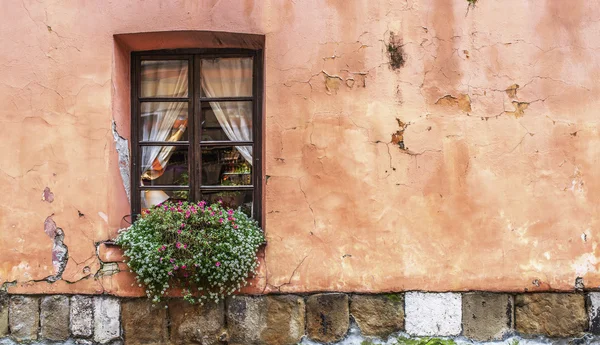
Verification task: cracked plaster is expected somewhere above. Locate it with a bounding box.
[0,0,599,296]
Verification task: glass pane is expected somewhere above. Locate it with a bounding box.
[141,60,188,98]
[140,190,189,211]
[140,146,188,186]
[200,57,253,97]
[200,102,252,141]
[201,190,253,217]
[201,146,252,186]
[140,102,189,142]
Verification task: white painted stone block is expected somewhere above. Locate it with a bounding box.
[588,292,600,334]
[70,295,93,338]
[93,297,121,343]
[405,292,462,336]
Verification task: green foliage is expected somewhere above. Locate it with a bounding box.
[509,340,519,345]
[386,293,403,303]
[116,200,265,304]
[395,337,457,345]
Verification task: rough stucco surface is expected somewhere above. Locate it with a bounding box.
[0,0,599,295]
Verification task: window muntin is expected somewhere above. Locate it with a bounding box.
[131,50,262,222]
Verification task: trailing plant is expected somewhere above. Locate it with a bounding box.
[116,200,265,304]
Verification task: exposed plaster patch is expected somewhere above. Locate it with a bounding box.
[435,94,472,112]
[43,215,69,282]
[505,101,529,118]
[41,187,54,203]
[111,120,130,202]
[505,84,520,98]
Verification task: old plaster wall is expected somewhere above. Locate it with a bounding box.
[0,0,598,296]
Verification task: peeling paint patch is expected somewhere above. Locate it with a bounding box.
[41,187,54,203]
[43,215,68,282]
[391,119,409,150]
[506,101,529,118]
[98,212,108,224]
[112,120,130,202]
[324,72,343,94]
[435,94,472,112]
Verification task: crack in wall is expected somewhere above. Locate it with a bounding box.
[112,120,130,202]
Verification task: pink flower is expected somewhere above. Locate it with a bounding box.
[176,242,182,249]
[177,229,182,234]
[183,244,188,249]
[215,262,221,267]
[178,201,183,206]
[170,258,175,263]
[210,212,215,216]
[234,225,238,229]
[219,218,224,223]
[185,211,191,218]
[183,273,189,278]
[173,265,179,270]
[218,199,223,204]
[228,216,234,221]
[181,265,187,270]
[159,257,163,262]
[168,271,173,276]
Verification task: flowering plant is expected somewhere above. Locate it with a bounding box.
[115,200,265,304]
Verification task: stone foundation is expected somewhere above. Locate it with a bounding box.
[1,292,600,344]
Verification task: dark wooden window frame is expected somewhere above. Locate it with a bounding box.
[130,48,264,225]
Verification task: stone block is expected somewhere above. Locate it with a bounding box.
[261,295,305,345]
[405,292,461,336]
[226,296,266,345]
[169,299,224,345]
[8,296,39,341]
[350,294,404,337]
[71,295,93,338]
[9,296,39,341]
[122,299,168,345]
[306,293,349,343]
[40,295,70,341]
[94,296,121,344]
[588,292,600,334]
[462,293,512,341]
[0,295,8,337]
[515,293,586,337]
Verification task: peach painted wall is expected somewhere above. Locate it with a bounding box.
[0,0,598,295]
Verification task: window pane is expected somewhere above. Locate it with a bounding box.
[141,60,189,98]
[200,57,253,97]
[200,101,252,141]
[140,146,188,186]
[201,146,252,186]
[201,190,253,217]
[140,102,189,142]
[140,190,189,211]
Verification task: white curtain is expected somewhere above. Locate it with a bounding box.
[139,60,189,208]
[201,57,253,164]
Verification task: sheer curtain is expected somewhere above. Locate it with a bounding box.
[201,57,253,164]
[140,60,189,208]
